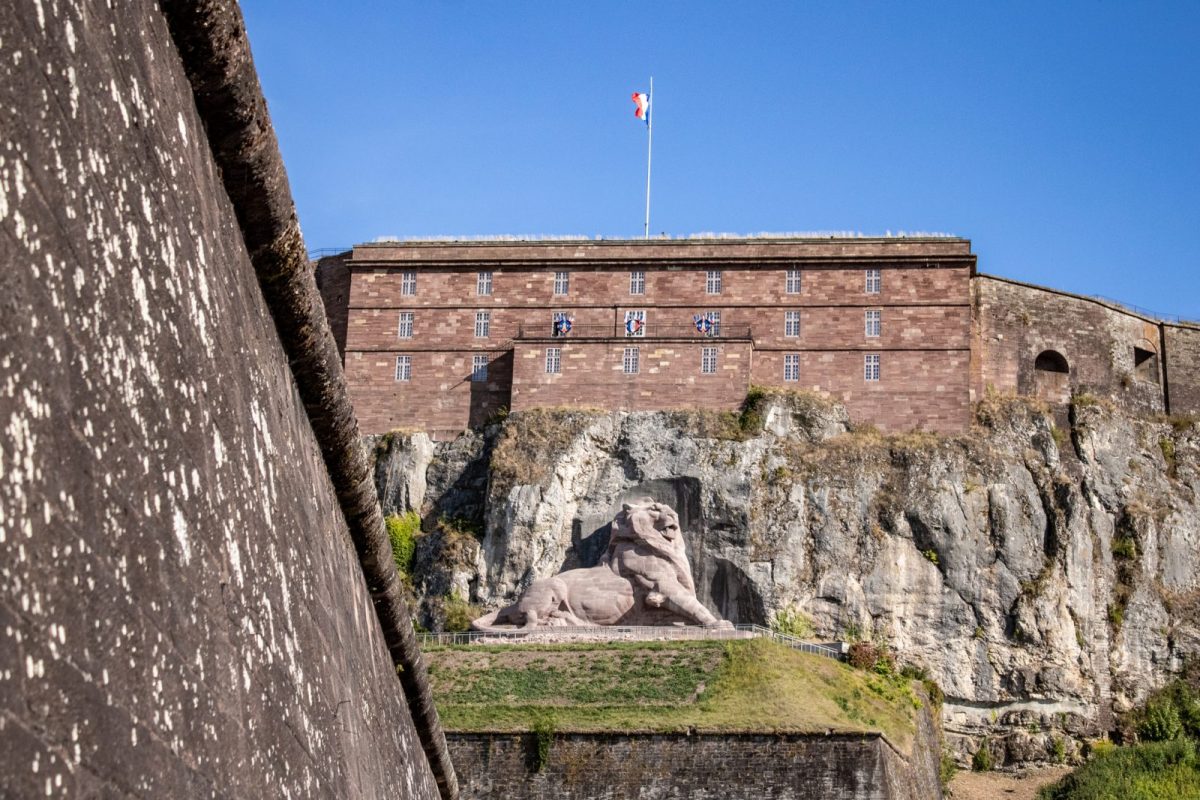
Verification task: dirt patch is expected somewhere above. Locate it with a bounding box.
[949,766,1072,800]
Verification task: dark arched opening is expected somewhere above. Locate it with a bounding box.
[1133,341,1160,384]
[1034,350,1069,374]
[1034,349,1070,402]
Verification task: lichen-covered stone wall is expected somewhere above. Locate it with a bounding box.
[446,727,942,800]
[1164,322,1200,416]
[972,275,1168,413]
[0,1,438,796]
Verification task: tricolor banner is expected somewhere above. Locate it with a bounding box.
[631,91,650,127]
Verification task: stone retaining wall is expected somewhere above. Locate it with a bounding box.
[447,722,942,800]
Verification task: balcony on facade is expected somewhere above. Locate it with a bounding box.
[514,322,755,342]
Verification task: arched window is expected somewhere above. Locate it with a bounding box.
[1033,350,1070,402]
[1034,350,1069,374]
[1133,341,1160,384]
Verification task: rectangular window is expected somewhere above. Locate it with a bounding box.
[786,268,802,294]
[545,347,561,374]
[554,271,569,295]
[397,311,414,338]
[474,310,490,338]
[394,355,411,382]
[623,347,640,374]
[784,354,800,382]
[630,270,645,295]
[400,271,416,296]
[865,309,881,337]
[701,346,717,374]
[865,269,881,294]
[784,310,801,337]
[477,270,493,295]
[624,309,646,337]
[705,310,721,337]
[706,270,722,294]
[552,311,572,337]
[472,354,488,382]
[865,354,881,381]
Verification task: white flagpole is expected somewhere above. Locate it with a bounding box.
[644,76,653,240]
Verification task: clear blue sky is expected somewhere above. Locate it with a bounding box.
[242,1,1199,319]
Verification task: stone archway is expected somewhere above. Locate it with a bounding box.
[1034,350,1070,402]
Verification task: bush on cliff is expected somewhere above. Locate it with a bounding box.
[385,511,420,580]
[1037,738,1200,800]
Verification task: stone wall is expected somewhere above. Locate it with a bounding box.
[751,349,970,434]
[511,339,754,414]
[972,275,1166,413]
[341,256,973,435]
[446,728,941,800]
[0,1,438,796]
[315,252,353,359]
[1164,322,1200,416]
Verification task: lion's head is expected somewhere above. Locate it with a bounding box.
[613,498,682,544]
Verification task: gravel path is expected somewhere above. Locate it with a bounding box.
[948,766,1072,800]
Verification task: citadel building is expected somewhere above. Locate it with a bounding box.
[315,237,1200,438]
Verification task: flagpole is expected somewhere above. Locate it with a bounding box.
[644,76,653,240]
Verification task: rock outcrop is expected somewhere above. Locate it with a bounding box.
[375,392,1199,765]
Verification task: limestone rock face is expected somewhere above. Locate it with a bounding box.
[374,394,1199,764]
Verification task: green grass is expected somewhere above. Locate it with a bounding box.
[1038,738,1200,800]
[423,638,922,753]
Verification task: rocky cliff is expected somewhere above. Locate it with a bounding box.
[375,392,1198,766]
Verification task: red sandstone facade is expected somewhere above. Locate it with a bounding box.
[337,238,976,437]
[322,237,1200,438]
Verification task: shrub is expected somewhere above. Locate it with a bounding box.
[385,511,420,580]
[1108,603,1125,629]
[939,751,958,788]
[1112,535,1138,560]
[532,715,555,772]
[922,549,940,566]
[1038,738,1199,800]
[849,641,880,671]
[771,606,816,639]
[443,592,481,633]
[972,739,993,772]
[738,386,769,434]
[1160,438,1177,478]
[1139,702,1182,743]
[1053,735,1068,763]
[847,641,895,676]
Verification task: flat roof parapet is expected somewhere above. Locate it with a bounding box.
[351,236,974,266]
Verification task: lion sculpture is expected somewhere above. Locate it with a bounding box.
[471,498,726,630]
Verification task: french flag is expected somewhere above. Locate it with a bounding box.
[631,92,650,127]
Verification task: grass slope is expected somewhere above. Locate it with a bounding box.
[424,638,922,753]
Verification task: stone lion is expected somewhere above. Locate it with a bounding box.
[471,498,725,631]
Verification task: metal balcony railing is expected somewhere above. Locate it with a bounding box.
[515,322,754,340]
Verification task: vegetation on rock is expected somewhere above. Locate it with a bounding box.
[1037,738,1199,800]
[385,511,420,581]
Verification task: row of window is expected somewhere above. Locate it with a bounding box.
[392,352,882,381]
[395,268,885,297]
[399,308,885,339]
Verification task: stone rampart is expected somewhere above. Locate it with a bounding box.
[0,1,440,796]
[1164,322,1200,416]
[972,275,1167,413]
